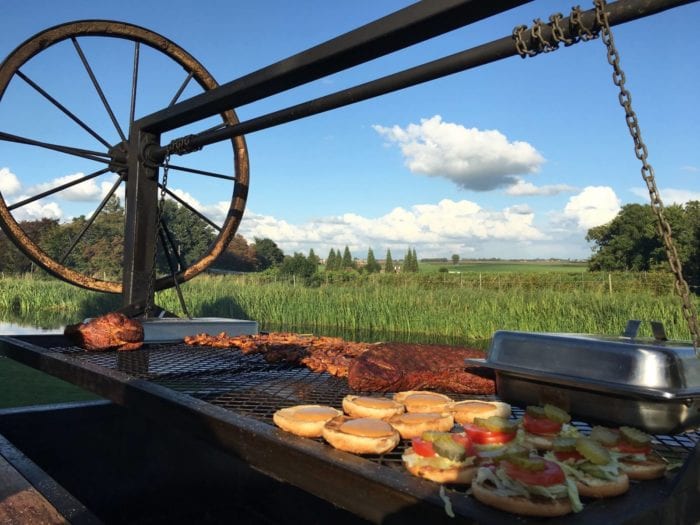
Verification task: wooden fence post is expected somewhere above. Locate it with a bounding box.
[608,273,613,295]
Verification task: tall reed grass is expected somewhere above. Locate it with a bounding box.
[1,273,696,344]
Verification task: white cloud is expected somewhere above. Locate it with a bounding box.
[630,186,700,205]
[238,198,548,258]
[505,179,578,196]
[558,186,621,230]
[11,199,63,221]
[0,167,21,195]
[26,172,104,202]
[373,115,545,191]
[680,165,699,173]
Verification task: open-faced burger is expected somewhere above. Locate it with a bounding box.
[546,437,629,498]
[451,400,511,425]
[393,391,454,413]
[387,412,454,439]
[472,455,583,517]
[520,404,578,451]
[322,416,400,455]
[463,416,518,448]
[342,395,404,419]
[589,425,666,480]
[402,431,478,484]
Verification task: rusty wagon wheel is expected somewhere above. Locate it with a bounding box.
[0,20,249,293]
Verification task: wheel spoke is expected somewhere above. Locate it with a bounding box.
[160,216,188,272]
[0,130,112,164]
[8,167,111,211]
[157,224,191,317]
[160,185,222,232]
[71,37,127,143]
[162,163,236,182]
[59,173,125,264]
[169,71,194,107]
[16,70,112,149]
[129,42,140,135]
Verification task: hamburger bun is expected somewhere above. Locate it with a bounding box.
[393,391,454,413]
[387,412,454,439]
[619,457,666,480]
[576,473,629,498]
[402,447,477,484]
[342,395,404,419]
[322,416,400,454]
[471,479,573,517]
[451,400,511,425]
[273,404,342,438]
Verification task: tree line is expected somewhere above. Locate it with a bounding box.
[1,197,698,289]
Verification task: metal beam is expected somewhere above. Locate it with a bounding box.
[148,0,697,162]
[137,0,532,134]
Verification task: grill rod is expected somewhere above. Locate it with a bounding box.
[146,0,697,163]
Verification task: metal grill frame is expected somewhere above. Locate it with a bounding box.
[2,334,699,524]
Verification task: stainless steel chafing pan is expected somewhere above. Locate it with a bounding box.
[464,321,700,434]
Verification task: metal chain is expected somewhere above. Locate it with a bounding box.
[594,0,700,350]
[144,152,170,318]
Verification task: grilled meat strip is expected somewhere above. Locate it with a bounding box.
[347,342,494,394]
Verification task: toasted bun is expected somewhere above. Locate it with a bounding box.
[387,412,455,439]
[472,479,572,517]
[402,449,477,484]
[619,457,666,480]
[451,400,511,425]
[322,416,400,454]
[273,405,342,437]
[576,473,629,498]
[342,395,404,419]
[521,432,556,451]
[393,391,454,413]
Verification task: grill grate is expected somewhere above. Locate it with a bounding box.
[53,342,700,481]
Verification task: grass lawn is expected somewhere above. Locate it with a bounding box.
[0,356,99,408]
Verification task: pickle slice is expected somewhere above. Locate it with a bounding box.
[474,416,517,433]
[619,426,652,447]
[421,431,449,443]
[590,426,620,447]
[575,437,611,465]
[543,404,571,424]
[433,434,467,461]
[579,463,609,480]
[552,437,577,453]
[525,405,546,418]
[506,455,546,472]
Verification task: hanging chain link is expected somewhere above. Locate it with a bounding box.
[144,152,170,318]
[594,0,700,350]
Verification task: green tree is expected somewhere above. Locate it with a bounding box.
[279,252,317,279]
[325,248,338,271]
[341,246,355,269]
[385,249,394,273]
[253,237,285,270]
[308,248,320,267]
[159,199,216,273]
[214,234,258,271]
[586,201,699,283]
[452,254,460,265]
[365,248,380,273]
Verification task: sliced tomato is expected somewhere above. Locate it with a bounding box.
[502,459,566,487]
[522,413,562,436]
[463,423,516,445]
[614,441,652,455]
[411,437,436,457]
[451,433,474,456]
[554,450,584,462]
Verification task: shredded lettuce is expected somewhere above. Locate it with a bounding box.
[438,485,455,518]
[476,463,584,513]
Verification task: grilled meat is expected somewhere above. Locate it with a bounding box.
[347,343,494,394]
[64,312,144,352]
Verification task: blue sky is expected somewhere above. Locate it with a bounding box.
[1,0,698,261]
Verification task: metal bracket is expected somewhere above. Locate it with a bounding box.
[622,319,668,341]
